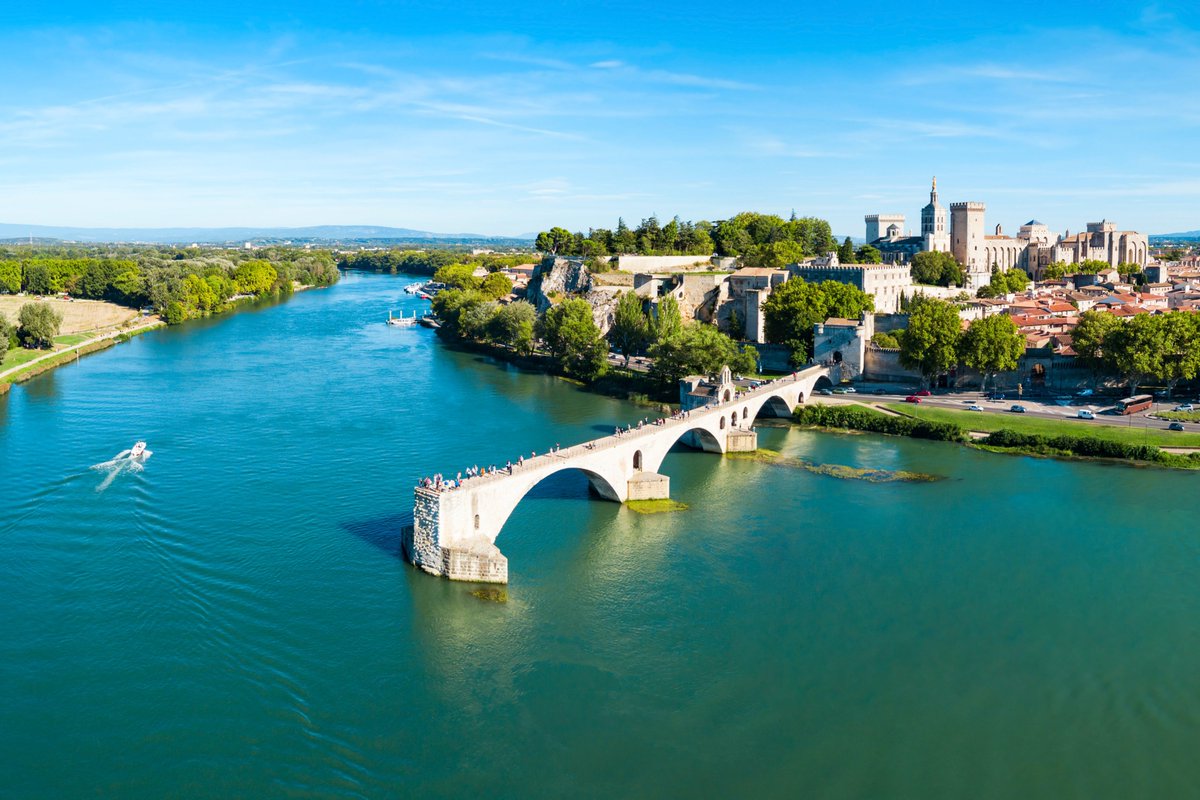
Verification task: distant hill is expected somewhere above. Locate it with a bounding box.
[0,223,533,245]
[1152,230,1200,240]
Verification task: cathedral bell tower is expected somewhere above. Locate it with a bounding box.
[920,176,950,253]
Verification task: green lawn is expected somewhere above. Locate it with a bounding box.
[53,332,93,346]
[2,331,94,374]
[1,346,46,372]
[884,403,1200,447]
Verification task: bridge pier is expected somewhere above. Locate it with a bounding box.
[627,471,670,500]
[725,428,758,452]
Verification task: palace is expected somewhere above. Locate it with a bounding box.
[867,179,1149,289]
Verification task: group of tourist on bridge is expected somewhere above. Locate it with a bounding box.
[414,370,810,495]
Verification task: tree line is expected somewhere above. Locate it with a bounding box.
[893,297,1025,391]
[0,247,339,324]
[338,250,534,276]
[535,212,838,269]
[1073,309,1200,395]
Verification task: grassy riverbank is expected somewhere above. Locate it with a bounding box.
[795,403,1200,471]
[884,403,1200,447]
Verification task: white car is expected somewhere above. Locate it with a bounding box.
[1077,409,1095,420]
[1174,403,1194,412]
[967,404,983,411]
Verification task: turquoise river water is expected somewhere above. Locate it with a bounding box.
[3,271,1199,798]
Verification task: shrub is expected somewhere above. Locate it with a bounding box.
[793,404,968,442]
[981,429,1167,462]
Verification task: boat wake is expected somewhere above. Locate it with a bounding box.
[91,447,152,492]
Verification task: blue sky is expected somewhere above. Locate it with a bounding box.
[3,0,1200,236]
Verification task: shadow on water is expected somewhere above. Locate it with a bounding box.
[340,512,413,559]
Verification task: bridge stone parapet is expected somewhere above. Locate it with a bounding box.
[405,364,835,583]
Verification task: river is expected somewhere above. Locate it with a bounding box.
[2,271,1199,798]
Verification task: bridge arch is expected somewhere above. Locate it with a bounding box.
[755,393,794,418]
[487,464,626,546]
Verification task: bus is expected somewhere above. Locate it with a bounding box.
[1116,394,1153,415]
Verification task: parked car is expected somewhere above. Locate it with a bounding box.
[1169,422,1186,431]
[915,389,932,396]
[1174,403,1194,412]
[832,386,857,394]
[905,395,922,404]
[1076,389,1094,397]
[817,388,833,396]
[968,404,983,411]
[990,393,1006,401]
[1010,404,1027,413]
[831,386,849,394]
[1077,409,1095,420]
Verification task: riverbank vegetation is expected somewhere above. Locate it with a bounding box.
[794,404,968,442]
[338,250,534,276]
[0,245,339,325]
[796,402,1200,470]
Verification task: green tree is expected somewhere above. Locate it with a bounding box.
[163,301,186,325]
[433,263,479,290]
[911,251,965,287]
[1072,310,1122,384]
[1116,262,1143,283]
[488,301,537,354]
[613,218,637,254]
[609,291,649,365]
[1076,259,1110,275]
[1156,312,1200,398]
[743,240,805,269]
[1041,261,1070,280]
[534,227,575,255]
[872,330,902,349]
[762,278,874,366]
[538,297,608,382]
[431,288,487,334]
[978,267,1030,298]
[233,260,278,295]
[1104,314,1163,395]
[479,272,513,300]
[959,314,1025,392]
[899,298,961,385]
[837,237,857,264]
[649,323,757,386]
[0,311,12,361]
[0,262,20,294]
[856,244,882,264]
[17,301,63,348]
[23,262,52,295]
[651,293,683,343]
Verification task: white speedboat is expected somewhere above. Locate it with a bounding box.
[130,441,147,459]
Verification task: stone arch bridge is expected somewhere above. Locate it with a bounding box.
[403,364,835,583]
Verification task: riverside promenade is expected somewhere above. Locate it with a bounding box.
[403,363,835,583]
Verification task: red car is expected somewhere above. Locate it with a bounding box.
[905,395,922,403]
[915,389,932,396]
